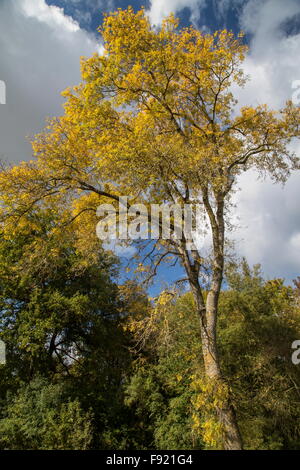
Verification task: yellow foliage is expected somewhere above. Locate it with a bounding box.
[191,374,231,449]
[0,7,299,242]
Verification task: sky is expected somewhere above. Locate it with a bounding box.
[0,0,300,289]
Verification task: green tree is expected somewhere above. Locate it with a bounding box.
[0,209,120,379]
[0,210,141,449]
[125,261,300,449]
[1,8,300,448]
[218,261,300,449]
[0,377,93,450]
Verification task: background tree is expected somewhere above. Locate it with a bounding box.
[0,377,93,450]
[1,7,300,448]
[125,261,300,449]
[0,209,147,449]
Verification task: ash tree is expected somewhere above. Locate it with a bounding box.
[1,8,300,449]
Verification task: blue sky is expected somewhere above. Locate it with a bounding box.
[1,0,300,291]
[45,0,300,43]
[45,0,243,35]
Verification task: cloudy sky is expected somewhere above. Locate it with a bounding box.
[1,0,300,285]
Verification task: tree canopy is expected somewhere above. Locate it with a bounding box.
[0,7,300,450]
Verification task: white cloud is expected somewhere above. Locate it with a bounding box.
[236,0,300,108]
[1,0,300,281]
[229,0,300,282]
[0,0,98,162]
[19,0,80,32]
[231,171,300,281]
[103,240,137,258]
[147,0,206,26]
[212,0,244,21]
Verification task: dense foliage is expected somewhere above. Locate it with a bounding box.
[1,227,299,450]
[0,8,300,450]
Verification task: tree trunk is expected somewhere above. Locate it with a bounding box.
[193,286,243,450]
[181,188,242,449]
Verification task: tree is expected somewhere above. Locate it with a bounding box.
[124,291,205,450]
[1,7,300,449]
[218,261,300,449]
[0,377,93,450]
[0,209,122,379]
[125,261,300,449]
[0,209,151,449]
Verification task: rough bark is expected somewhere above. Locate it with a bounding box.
[190,283,243,450]
[182,188,243,450]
